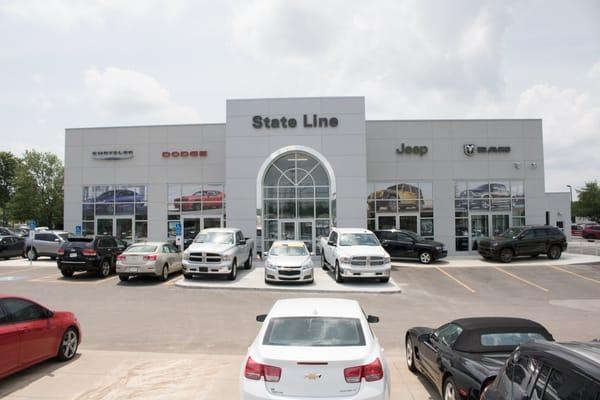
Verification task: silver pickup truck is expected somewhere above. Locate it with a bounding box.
[182,228,254,281]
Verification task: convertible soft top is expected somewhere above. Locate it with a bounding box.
[451,317,553,353]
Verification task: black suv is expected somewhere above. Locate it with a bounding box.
[482,341,600,399]
[374,229,447,264]
[57,236,126,278]
[478,225,567,263]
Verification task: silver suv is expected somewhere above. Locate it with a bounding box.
[25,230,69,260]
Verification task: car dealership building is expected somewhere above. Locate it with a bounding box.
[64,96,570,255]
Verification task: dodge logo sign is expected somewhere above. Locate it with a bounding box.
[464,144,476,156]
[162,150,208,158]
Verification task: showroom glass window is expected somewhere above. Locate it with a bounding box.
[167,183,225,247]
[454,180,525,252]
[366,182,434,240]
[262,151,332,254]
[82,185,147,243]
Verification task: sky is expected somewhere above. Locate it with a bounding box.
[0,0,598,196]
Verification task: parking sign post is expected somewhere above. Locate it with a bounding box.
[27,220,36,265]
[175,223,182,252]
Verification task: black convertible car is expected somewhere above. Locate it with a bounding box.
[405,317,553,400]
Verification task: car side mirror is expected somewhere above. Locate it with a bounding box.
[237,239,246,245]
[54,238,61,242]
[45,309,54,318]
[367,315,379,323]
[381,240,390,245]
[256,314,267,322]
[327,240,336,246]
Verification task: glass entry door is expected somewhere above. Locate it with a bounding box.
[96,218,113,236]
[116,218,133,244]
[376,214,419,234]
[491,214,510,237]
[279,220,315,253]
[182,216,224,249]
[470,214,489,251]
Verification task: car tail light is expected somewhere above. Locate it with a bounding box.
[344,358,383,383]
[117,255,126,261]
[82,248,96,256]
[143,254,158,261]
[57,248,65,255]
[244,357,281,382]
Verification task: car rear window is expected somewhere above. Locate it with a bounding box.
[263,317,366,347]
[480,332,546,347]
[126,245,157,253]
[65,237,94,248]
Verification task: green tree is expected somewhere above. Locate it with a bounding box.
[573,181,600,223]
[9,150,64,229]
[0,151,19,224]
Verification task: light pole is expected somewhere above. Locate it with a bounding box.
[566,185,573,223]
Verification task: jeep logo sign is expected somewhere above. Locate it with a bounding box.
[464,144,510,156]
[396,144,428,156]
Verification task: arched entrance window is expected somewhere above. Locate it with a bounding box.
[260,149,334,254]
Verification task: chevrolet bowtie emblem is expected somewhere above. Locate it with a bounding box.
[305,373,322,380]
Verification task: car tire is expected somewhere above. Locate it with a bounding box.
[379,276,390,283]
[160,264,169,281]
[227,259,237,281]
[118,274,129,282]
[531,253,539,258]
[547,245,562,260]
[499,248,513,263]
[321,254,328,270]
[57,328,79,362]
[244,252,252,269]
[27,247,38,261]
[60,269,74,278]
[405,335,418,373]
[443,376,458,400]
[418,251,433,264]
[98,259,111,278]
[183,273,193,279]
[335,261,344,283]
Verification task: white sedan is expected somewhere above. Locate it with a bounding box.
[241,298,390,400]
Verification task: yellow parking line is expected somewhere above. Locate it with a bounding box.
[494,267,549,292]
[93,275,119,284]
[435,267,476,293]
[164,276,182,286]
[29,273,60,282]
[550,265,600,284]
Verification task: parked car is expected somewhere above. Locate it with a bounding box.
[242,298,390,399]
[374,229,447,264]
[56,236,125,278]
[0,227,16,236]
[482,341,600,399]
[0,295,81,379]
[478,225,567,263]
[582,224,600,240]
[405,317,554,400]
[320,228,391,283]
[117,242,182,282]
[264,240,313,284]
[0,235,25,259]
[571,224,584,236]
[25,230,70,260]
[182,228,254,280]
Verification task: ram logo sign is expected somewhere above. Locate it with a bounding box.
[464,144,476,156]
[464,144,510,156]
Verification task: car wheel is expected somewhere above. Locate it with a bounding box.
[499,248,513,263]
[548,245,562,260]
[60,269,74,278]
[183,273,193,279]
[160,264,169,281]
[443,377,458,400]
[27,247,38,261]
[57,328,78,361]
[244,252,253,269]
[419,251,433,264]
[321,254,328,270]
[118,275,129,282]
[228,260,237,281]
[99,259,111,278]
[406,336,417,373]
[335,261,344,283]
[531,253,539,258]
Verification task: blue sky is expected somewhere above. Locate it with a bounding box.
[0,0,598,195]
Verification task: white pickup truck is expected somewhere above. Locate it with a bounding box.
[319,228,391,283]
[182,228,254,280]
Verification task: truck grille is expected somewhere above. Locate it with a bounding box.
[351,256,385,266]
[189,253,221,263]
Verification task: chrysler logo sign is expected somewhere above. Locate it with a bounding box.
[92,150,133,160]
[464,144,510,156]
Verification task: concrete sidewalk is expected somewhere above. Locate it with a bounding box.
[0,349,435,400]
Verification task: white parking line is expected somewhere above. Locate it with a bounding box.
[494,266,549,292]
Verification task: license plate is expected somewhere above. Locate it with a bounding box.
[69,253,77,258]
[126,267,138,272]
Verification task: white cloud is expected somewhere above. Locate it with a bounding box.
[83,67,199,123]
[588,60,600,81]
[0,0,187,30]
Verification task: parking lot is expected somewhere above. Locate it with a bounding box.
[0,255,599,399]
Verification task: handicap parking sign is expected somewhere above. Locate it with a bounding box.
[27,220,37,230]
[75,225,82,235]
[175,223,182,236]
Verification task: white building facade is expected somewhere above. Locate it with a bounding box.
[64,96,570,255]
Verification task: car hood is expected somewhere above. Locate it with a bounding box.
[337,246,388,257]
[417,239,445,247]
[268,255,311,267]
[459,351,510,380]
[186,243,235,254]
[478,237,512,246]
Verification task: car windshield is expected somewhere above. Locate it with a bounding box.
[499,227,523,238]
[403,231,425,241]
[194,231,234,245]
[125,245,157,253]
[270,245,309,256]
[339,233,379,246]
[480,332,546,347]
[263,317,366,347]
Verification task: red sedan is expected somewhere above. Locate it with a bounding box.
[582,224,600,239]
[0,295,81,379]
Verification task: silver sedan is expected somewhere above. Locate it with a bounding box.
[264,240,314,284]
[116,242,182,282]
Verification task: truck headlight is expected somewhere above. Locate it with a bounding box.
[222,254,233,261]
[339,257,351,264]
[383,256,391,263]
[183,252,190,260]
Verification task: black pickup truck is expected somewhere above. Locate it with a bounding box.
[57,236,126,278]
